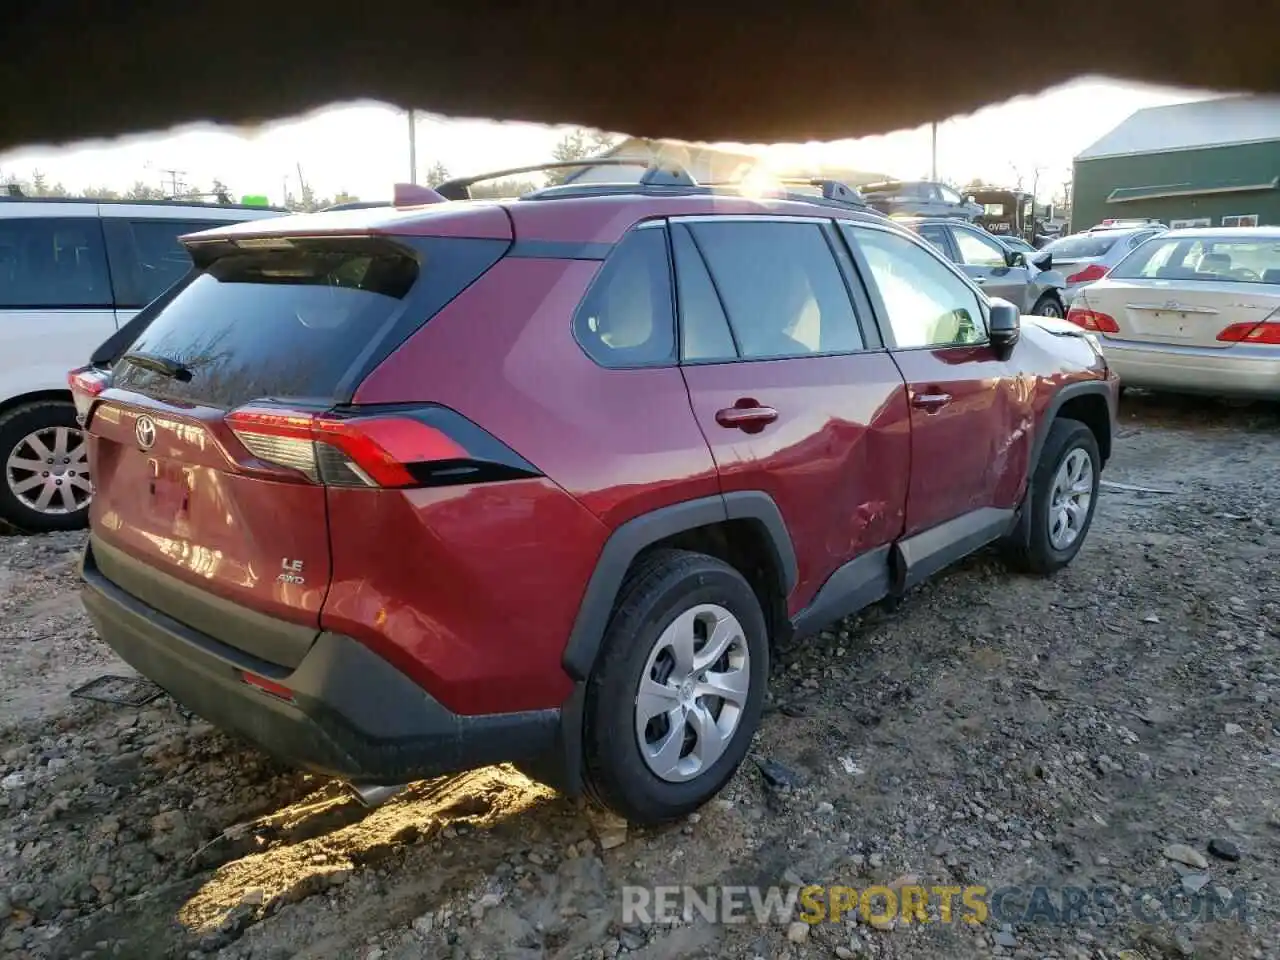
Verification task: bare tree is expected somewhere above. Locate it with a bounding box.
[424,162,450,187]
[545,128,619,184]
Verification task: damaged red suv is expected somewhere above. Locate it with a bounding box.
[73,161,1118,824]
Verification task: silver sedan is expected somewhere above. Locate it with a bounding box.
[900,217,1070,317]
[1068,227,1280,399]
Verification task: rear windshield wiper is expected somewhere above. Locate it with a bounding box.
[122,352,193,382]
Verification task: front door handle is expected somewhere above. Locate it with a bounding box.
[911,391,953,411]
[715,400,778,432]
[973,277,987,284]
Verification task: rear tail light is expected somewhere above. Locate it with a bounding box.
[1066,263,1109,284]
[67,365,112,420]
[1216,321,1280,345]
[1067,307,1120,334]
[224,405,541,489]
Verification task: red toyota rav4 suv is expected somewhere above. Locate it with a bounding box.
[73,162,1118,824]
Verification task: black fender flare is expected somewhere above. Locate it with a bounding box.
[1013,379,1116,547]
[560,490,797,682]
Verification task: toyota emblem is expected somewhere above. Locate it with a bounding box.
[135,415,157,451]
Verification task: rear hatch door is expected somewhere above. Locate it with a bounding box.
[84,228,509,666]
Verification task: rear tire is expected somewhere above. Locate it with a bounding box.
[0,400,92,533]
[1003,418,1100,575]
[582,549,769,825]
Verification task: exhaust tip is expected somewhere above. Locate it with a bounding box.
[348,783,406,808]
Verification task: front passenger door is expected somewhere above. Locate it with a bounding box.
[841,222,1030,544]
[950,224,1030,310]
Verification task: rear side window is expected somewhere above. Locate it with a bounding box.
[687,221,863,359]
[573,227,675,368]
[112,236,505,409]
[671,224,737,362]
[915,223,953,258]
[0,217,114,308]
[105,218,231,309]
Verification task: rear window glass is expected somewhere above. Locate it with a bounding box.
[0,217,114,308]
[1110,236,1280,283]
[111,236,505,408]
[1040,234,1121,259]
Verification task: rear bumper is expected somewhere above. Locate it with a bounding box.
[1102,337,1280,399]
[80,542,560,784]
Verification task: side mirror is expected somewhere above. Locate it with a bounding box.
[1032,251,1053,271]
[988,299,1021,358]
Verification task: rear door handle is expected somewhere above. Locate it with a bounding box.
[715,401,778,432]
[911,391,952,411]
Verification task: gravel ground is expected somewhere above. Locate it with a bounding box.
[1,393,1277,960]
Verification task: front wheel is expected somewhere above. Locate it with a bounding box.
[582,549,769,824]
[1003,418,1101,575]
[0,400,92,532]
[1031,293,1065,319]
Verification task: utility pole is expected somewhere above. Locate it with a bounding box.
[408,109,418,184]
[930,122,937,181]
[158,167,186,196]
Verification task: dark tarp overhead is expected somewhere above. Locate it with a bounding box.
[0,1,1275,152]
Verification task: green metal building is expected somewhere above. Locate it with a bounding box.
[1072,95,1280,231]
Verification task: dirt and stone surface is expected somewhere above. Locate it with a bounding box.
[1,393,1277,960]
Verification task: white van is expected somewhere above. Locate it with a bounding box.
[0,197,284,531]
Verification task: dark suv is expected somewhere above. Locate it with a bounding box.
[860,179,983,221]
[73,162,1119,825]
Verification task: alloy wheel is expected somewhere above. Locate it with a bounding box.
[5,426,92,516]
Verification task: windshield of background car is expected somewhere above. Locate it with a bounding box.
[1109,236,1280,284]
[1041,234,1121,258]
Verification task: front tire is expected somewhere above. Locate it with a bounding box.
[1003,418,1101,575]
[0,400,92,532]
[582,549,769,824]
[1032,293,1065,319]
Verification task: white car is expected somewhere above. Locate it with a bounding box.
[1068,227,1280,399]
[0,197,283,531]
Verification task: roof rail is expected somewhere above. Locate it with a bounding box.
[771,177,866,206]
[435,157,696,201]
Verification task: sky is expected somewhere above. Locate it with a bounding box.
[0,75,1219,206]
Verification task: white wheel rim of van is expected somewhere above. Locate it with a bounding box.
[6,427,92,515]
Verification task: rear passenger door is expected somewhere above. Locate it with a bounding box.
[0,213,118,395]
[102,215,233,321]
[674,216,911,619]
